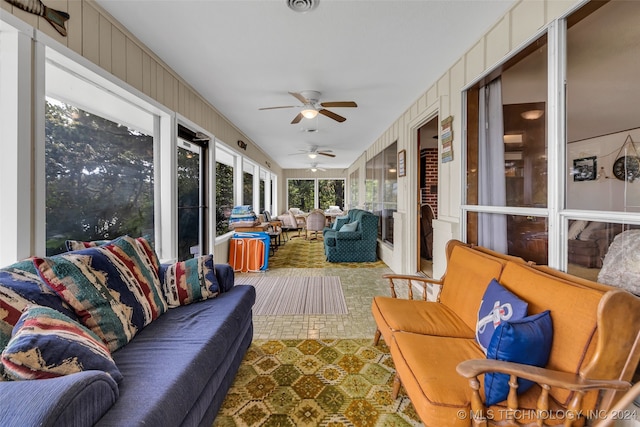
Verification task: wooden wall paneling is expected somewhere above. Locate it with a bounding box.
[171,77,179,114]
[11,7,38,29]
[141,51,151,97]
[125,38,143,92]
[98,15,111,72]
[149,59,157,100]
[111,27,126,81]
[82,3,100,65]
[39,0,68,46]
[163,68,174,110]
[1,2,11,12]
[155,62,164,105]
[67,0,82,54]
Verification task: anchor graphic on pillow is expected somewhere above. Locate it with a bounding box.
[477,301,514,334]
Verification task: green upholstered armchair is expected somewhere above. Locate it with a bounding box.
[324,209,379,262]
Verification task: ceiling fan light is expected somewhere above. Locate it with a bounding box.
[308,153,317,159]
[301,108,318,119]
[311,167,317,172]
[521,109,544,120]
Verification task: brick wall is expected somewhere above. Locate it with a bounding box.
[421,148,438,217]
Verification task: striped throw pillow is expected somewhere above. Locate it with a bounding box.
[163,255,219,307]
[1,305,122,382]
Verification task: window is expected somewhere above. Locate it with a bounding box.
[349,169,359,209]
[216,146,235,236]
[243,162,254,207]
[365,142,397,244]
[177,137,204,261]
[287,179,315,211]
[464,1,640,280]
[44,97,154,255]
[318,179,345,210]
[465,35,548,259]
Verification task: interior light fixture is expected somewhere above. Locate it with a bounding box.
[520,109,544,120]
[503,134,523,144]
[311,167,317,172]
[308,153,317,159]
[389,168,397,173]
[301,108,318,119]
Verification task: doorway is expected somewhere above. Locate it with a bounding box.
[417,116,439,276]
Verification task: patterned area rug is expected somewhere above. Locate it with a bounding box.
[239,276,348,315]
[269,237,387,269]
[213,339,422,427]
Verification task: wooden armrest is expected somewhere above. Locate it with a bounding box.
[382,274,443,300]
[457,359,630,392]
[457,359,631,427]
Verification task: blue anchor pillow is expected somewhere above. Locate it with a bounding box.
[476,279,528,354]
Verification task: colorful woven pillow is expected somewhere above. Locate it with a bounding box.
[65,239,111,252]
[1,305,122,383]
[0,260,76,356]
[33,236,167,352]
[484,310,553,406]
[162,255,219,307]
[476,279,528,354]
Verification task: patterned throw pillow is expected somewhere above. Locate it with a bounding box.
[0,260,77,356]
[1,305,122,383]
[162,255,219,307]
[484,310,553,406]
[476,279,528,354]
[33,236,167,352]
[65,239,111,252]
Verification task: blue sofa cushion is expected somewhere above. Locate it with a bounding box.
[1,305,122,383]
[0,260,77,357]
[484,310,553,406]
[162,254,219,307]
[96,285,256,426]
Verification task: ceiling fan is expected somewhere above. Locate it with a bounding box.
[290,145,335,159]
[309,162,327,172]
[259,90,357,124]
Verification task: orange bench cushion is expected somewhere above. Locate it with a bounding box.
[438,245,507,331]
[372,297,474,346]
[391,331,569,427]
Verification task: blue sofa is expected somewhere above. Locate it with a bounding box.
[0,250,254,426]
[324,209,379,262]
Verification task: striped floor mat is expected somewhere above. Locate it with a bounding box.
[238,276,348,315]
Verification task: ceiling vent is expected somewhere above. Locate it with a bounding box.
[287,0,319,13]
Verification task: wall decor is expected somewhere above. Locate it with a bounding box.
[237,140,247,150]
[398,150,406,177]
[4,0,69,36]
[441,116,453,163]
[573,156,597,181]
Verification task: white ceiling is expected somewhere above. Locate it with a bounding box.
[96,0,517,169]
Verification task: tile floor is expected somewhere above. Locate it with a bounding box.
[235,265,397,340]
[234,235,436,340]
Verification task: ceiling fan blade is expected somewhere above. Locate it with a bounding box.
[291,113,304,124]
[289,92,309,104]
[319,109,346,123]
[320,101,357,108]
[318,151,336,158]
[259,105,296,110]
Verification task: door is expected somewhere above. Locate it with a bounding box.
[177,139,204,261]
[417,116,438,275]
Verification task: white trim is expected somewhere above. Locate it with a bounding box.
[0,23,33,264]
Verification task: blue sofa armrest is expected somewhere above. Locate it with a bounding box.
[215,263,235,293]
[0,370,118,427]
[335,231,363,241]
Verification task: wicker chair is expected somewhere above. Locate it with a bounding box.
[306,209,326,241]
